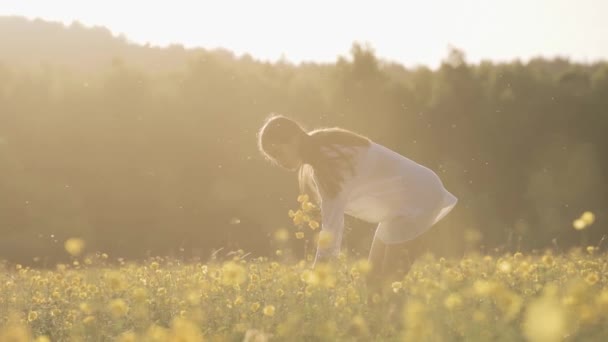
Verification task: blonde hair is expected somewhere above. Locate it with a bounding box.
[257,114,372,203]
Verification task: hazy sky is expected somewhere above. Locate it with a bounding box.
[2,0,607,67]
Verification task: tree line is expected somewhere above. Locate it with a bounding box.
[1,17,606,265]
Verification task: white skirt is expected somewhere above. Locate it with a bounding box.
[374,190,458,244]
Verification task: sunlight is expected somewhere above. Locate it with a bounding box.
[1,1,607,340]
[2,0,607,66]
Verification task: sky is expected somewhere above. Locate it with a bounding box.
[2,0,608,68]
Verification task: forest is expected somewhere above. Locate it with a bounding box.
[1,16,606,265]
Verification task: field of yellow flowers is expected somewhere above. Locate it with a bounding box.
[2,246,608,341]
[0,199,605,341]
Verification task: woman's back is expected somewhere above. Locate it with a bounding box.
[317,141,457,224]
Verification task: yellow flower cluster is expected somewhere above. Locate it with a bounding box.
[64,238,85,256]
[288,194,321,238]
[2,235,608,340]
[573,210,596,230]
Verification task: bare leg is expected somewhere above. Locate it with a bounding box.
[367,235,387,292]
[368,235,386,272]
[368,236,424,284]
[368,238,386,280]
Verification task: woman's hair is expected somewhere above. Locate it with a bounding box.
[257,114,372,203]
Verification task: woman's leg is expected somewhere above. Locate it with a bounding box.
[367,233,387,291]
[369,235,426,283]
[366,235,422,305]
[367,234,417,289]
[372,212,434,281]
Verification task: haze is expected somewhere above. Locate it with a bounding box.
[2,0,608,67]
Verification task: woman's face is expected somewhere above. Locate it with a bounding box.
[268,136,303,171]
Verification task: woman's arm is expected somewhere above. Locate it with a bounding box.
[313,192,347,267]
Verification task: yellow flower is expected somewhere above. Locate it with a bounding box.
[249,273,260,283]
[513,252,523,260]
[108,298,128,318]
[580,211,595,225]
[27,311,39,322]
[263,305,276,317]
[444,294,463,310]
[274,228,289,242]
[585,272,599,285]
[302,201,316,212]
[288,209,296,218]
[573,218,587,230]
[541,254,554,266]
[293,215,304,225]
[497,260,512,273]
[354,259,372,275]
[523,296,565,342]
[64,238,85,256]
[392,281,403,293]
[308,220,320,230]
[250,302,261,312]
[314,263,336,288]
[295,232,305,239]
[301,269,319,286]
[222,261,247,286]
[297,194,309,203]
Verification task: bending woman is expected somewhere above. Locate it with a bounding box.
[257,114,458,283]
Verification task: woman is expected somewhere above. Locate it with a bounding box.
[257,114,458,283]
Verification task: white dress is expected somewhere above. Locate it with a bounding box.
[313,141,458,260]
